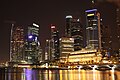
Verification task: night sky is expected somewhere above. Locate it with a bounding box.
[0,0,118,63]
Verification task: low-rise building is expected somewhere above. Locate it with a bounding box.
[68,49,102,64]
[59,37,74,63]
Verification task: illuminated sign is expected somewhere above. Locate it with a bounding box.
[66,15,73,18]
[33,23,39,27]
[87,13,94,16]
[85,9,97,13]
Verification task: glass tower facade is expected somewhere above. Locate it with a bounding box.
[65,15,83,51]
[51,25,60,60]
[24,23,42,64]
[85,9,101,49]
[45,39,52,61]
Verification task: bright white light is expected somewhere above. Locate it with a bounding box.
[102,60,109,63]
[51,26,55,29]
[33,23,39,27]
[70,38,74,41]
[94,65,97,68]
[111,66,115,80]
[79,66,83,69]
[59,38,61,41]
[87,13,94,16]
[92,0,94,4]
[68,66,70,69]
[28,35,33,39]
[93,24,97,26]
[35,37,37,41]
[46,63,48,68]
[18,65,30,68]
[66,15,73,18]
[77,19,80,21]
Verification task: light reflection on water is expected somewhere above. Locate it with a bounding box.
[0,68,120,80]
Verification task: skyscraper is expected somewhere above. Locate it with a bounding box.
[51,24,60,60]
[85,9,101,50]
[10,26,24,62]
[24,23,42,64]
[45,39,52,61]
[65,15,83,51]
[65,15,73,37]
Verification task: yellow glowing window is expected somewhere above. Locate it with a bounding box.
[87,14,94,16]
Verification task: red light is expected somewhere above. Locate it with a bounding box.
[51,26,55,29]
[51,24,56,29]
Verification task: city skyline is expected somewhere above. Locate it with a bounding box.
[0,0,119,63]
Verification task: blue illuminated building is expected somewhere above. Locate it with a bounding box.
[24,23,42,64]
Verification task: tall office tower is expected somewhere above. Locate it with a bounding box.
[24,23,42,64]
[59,37,74,62]
[45,39,52,61]
[101,25,112,51]
[65,15,83,51]
[85,9,101,50]
[10,26,24,62]
[51,25,60,60]
[65,15,73,37]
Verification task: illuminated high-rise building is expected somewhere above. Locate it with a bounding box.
[85,9,101,50]
[10,26,24,62]
[24,23,42,63]
[59,37,74,62]
[45,39,52,61]
[65,15,73,37]
[51,24,60,60]
[65,15,83,51]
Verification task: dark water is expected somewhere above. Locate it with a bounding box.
[0,67,120,80]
